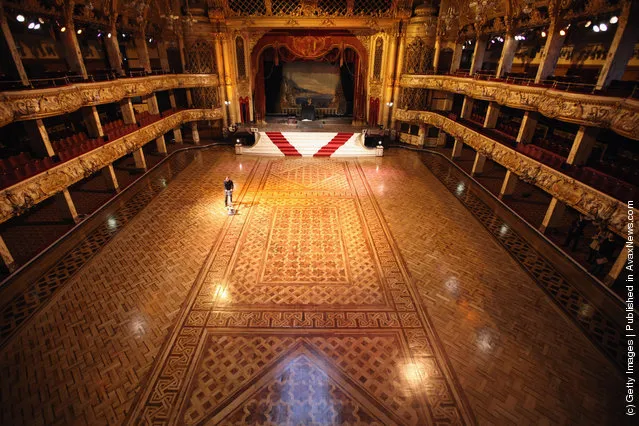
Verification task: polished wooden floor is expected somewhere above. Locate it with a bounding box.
[0,149,623,425]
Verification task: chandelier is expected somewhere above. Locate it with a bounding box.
[469,0,499,22]
[440,6,459,35]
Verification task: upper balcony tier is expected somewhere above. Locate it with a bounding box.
[0,74,220,127]
[399,74,639,141]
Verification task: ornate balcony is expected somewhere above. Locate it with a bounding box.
[399,74,639,141]
[394,108,629,238]
[0,74,220,127]
[0,108,223,225]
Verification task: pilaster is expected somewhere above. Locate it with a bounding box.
[390,33,407,128]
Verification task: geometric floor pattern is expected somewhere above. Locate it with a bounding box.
[0,149,625,425]
[126,157,473,424]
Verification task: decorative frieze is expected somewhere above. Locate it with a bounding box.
[0,74,220,127]
[400,74,639,140]
[394,108,630,238]
[0,108,223,225]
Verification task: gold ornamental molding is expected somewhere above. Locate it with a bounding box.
[395,108,631,238]
[400,75,639,141]
[0,108,223,225]
[0,74,220,127]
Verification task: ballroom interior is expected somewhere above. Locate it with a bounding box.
[0,0,636,425]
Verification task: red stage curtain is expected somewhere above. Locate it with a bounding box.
[254,62,266,122]
[369,98,380,126]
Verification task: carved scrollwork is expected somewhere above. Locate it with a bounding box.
[0,108,223,225]
[0,74,220,127]
[394,108,630,238]
[399,74,639,140]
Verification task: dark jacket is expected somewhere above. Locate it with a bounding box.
[224,180,234,191]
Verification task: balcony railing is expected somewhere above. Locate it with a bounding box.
[399,73,639,141]
[394,108,629,239]
[0,73,220,127]
[0,108,223,225]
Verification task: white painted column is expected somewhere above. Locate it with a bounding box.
[567,126,599,166]
[499,170,518,198]
[56,189,80,223]
[81,106,104,138]
[540,197,566,233]
[120,98,137,124]
[59,19,88,79]
[191,122,200,144]
[496,33,518,77]
[535,18,565,83]
[101,164,119,192]
[471,152,486,175]
[452,138,463,159]
[132,148,147,171]
[104,24,124,76]
[605,245,630,286]
[483,102,500,129]
[596,1,639,90]
[450,42,463,73]
[470,36,487,75]
[0,8,29,85]
[135,32,151,73]
[24,119,55,157]
[461,96,474,119]
[516,111,539,144]
[0,235,16,272]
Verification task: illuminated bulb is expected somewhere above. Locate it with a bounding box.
[541,31,547,37]
[60,26,66,32]
[599,23,608,31]
[585,20,592,27]
[16,14,25,22]
[38,17,44,24]
[33,23,40,29]
[559,29,566,36]
[27,22,35,29]
[593,25,600,32]
[77,28,83,34]
[610,16,618,24]
[107,32,112,38]
[148,37,152,42]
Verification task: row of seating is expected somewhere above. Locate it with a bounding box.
[0,152,32,170]
[517,143,567,170]
[533,137,571,158]
[51,132,90,153]
[0,155,57,188]
[136,112,161,127]
[58,139,106,162]
[106,123,138,141]
[567,166,638,201]
[495,121,519,138]
[591,160,639,187]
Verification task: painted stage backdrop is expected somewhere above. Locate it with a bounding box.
[278,62,347,114]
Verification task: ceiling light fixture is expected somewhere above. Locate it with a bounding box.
[107,32,112,38]
[77,28,83,34]
[593,25,600,32]
[585,20,592,27]
[16,14,25,22]
[38,17,44,24]
[599,23,608,31]
[559,29,566,36]
[541,31,547,37]
[27,22,35,29]
[33,23,40,29]
[60,26,66,32]
[610,16,618,24]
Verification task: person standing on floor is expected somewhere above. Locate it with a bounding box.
[564,214,588,251]
[224,176,234,207]
[587,226,605,263]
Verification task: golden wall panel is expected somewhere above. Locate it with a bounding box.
[0,108,223,225]
[0,74,220,127]
[400,74,639,141]
[395,108,630,238]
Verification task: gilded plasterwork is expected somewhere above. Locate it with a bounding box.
[0,108,223,225]
[400,74,639,140]
[0,74,220,126]
[394,108,630,238]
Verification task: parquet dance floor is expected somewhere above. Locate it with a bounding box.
[0,149,624,425]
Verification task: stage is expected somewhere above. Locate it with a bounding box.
[257,116,365,133]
